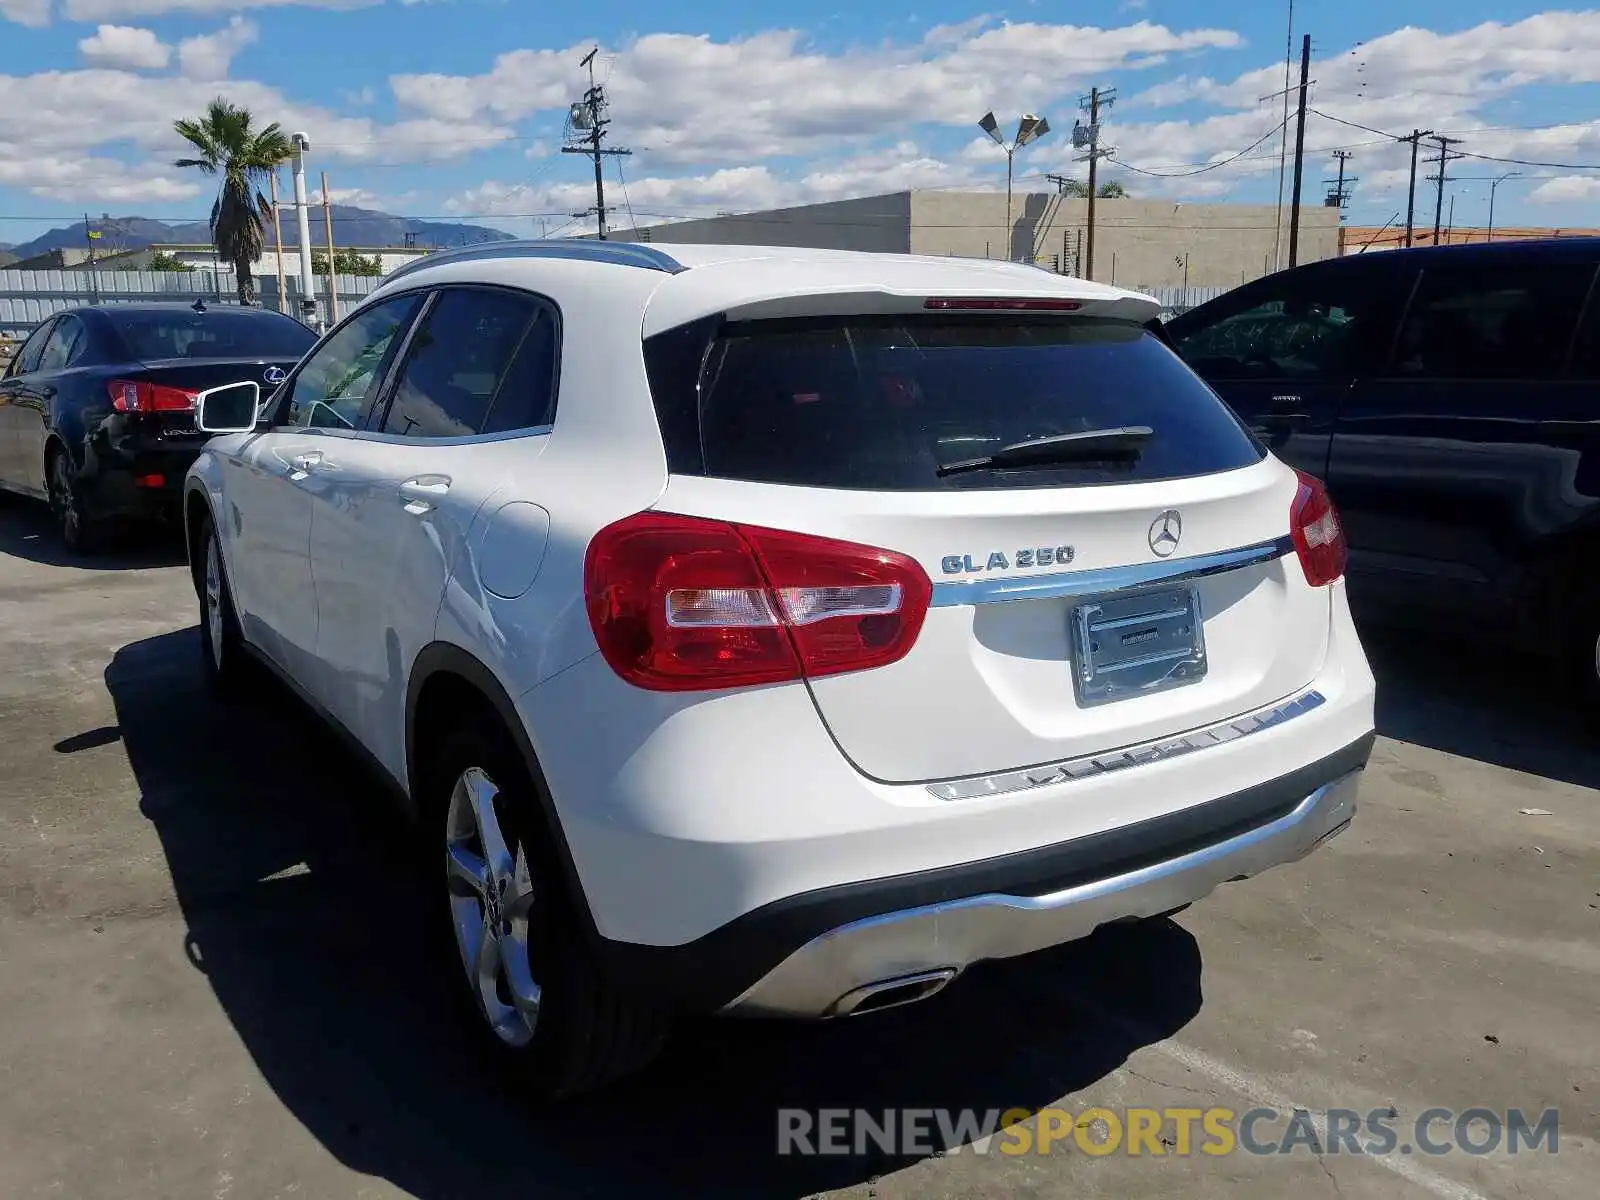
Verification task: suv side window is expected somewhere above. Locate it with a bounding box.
[282,294,423,429]
[378,288,557,439]
[36,316,84,372]
[6,319,56,378]
[1390,262,1595,381]
[1172,268,1395,381]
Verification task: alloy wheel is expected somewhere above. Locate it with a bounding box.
[49,454,80,544]
[444,767,541,1046]
[204,533,225,668]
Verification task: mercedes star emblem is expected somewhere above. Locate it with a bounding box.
[1148,509,1183,558]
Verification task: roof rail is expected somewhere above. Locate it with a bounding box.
[384,239,686,284]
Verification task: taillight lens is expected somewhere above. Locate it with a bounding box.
[584,512,932,691]
[108,379,198,413]
[1290,469,1347,586]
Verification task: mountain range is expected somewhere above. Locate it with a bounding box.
[2,207,514,263]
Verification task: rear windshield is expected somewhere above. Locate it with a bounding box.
[645,315,1264,490]
[106,308,317,362]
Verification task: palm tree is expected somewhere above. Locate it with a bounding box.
[1058,178,1129,199]
[173,98,293,306]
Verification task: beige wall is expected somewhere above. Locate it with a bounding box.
[612,190,1342,291]
[612,193,910,253]
[909,191,1341,288]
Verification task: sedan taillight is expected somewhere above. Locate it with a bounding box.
[108,379,199,413]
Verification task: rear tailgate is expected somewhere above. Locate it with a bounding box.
[641,299,1328,784]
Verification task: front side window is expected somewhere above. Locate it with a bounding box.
[647,315,1264,491]
[1391,262,1595,381]
[282,294,422,429]
[379,288,557,439]
[1173,269,1396,381]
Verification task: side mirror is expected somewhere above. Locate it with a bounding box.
[196,381,261,433]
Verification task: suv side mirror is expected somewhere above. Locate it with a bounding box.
[196,381,261,433]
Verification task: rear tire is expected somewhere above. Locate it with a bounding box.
[196,512,251,698]
[47,446,102,555]
[424,719,669,1100]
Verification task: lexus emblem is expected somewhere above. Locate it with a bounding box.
[263,366,286,385]
[1148,509,1182,558]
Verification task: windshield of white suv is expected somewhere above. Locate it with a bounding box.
[645,314,1265,491]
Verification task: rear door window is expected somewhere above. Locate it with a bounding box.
[648,315,1264,491]
[377,287,557,438]
[1389,262,1594,380]
[7,319,56,378]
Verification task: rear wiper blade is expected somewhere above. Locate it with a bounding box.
[935,426,1155,477]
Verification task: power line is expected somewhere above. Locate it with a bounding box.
[1311,108,1600,170]
[1110,118,1288,177]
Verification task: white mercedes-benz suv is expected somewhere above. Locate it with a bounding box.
[184,240,1376,1097]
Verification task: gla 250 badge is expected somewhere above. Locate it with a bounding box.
[941,545,1076,575]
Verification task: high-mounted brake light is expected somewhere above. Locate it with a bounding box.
[584,512,932,692]
[1289,469,1348,587]
[108,379,199,413]
[923,297,1082,311]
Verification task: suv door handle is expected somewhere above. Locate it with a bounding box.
[290,451,323,473]
[399,475,451,514]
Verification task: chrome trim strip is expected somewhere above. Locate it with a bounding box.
[929,535,1294,608]
[926,689,1325,801]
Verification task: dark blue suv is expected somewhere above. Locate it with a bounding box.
[1163,238,1600,703]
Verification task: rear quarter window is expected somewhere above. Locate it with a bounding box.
[645,315,1264,490]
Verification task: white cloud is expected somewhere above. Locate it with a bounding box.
[0,0,51,25]
[63,0,376,17]
[1528,174,1600,204]
[177,16,257,78]
[78,24,170,70]
[393,19,1241,166]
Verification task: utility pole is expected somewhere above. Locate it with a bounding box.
[1324,150,1356,213]
[320,171,340,323]
[290,133,316,325]
[1426,135,1464,247]
[1398,129,1432,248]
[1286,34,1311,267]
[1074,86,1115,281]
[268,173,287,314]
[561,47,631,239]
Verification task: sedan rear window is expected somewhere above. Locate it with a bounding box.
[106,308,317,362]
[645,315,1264,490]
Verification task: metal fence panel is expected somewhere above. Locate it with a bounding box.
[1,268,386,337]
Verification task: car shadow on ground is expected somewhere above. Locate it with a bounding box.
[0,496,187,570]
[101,627,1204,1199]
[1362,623,1600,792]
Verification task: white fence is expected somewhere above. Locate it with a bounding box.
[0,268,385,337]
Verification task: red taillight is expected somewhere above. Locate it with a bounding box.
[108,379,198,413]
[923,297,1082,311]
[583,512,932,692]
[1289,470,1348,587]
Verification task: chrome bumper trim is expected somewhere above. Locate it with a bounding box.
[929,535,1294,608]
[722,767,1363,1019]
[927,689,1325,801]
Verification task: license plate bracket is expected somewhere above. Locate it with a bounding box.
[1070,584,1207,707]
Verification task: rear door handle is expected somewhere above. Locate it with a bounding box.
[399,474,451,514]
[290,450,323,475]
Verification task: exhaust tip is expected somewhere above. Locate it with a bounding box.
[829,968,958,1017]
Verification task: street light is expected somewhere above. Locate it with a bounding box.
[979,111,1051,262]
[1487,171,1521,243]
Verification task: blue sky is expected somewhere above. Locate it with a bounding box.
[3,0,1600,247]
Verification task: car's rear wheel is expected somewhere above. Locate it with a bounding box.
[426,721,668,1099]
[197,512,251,697]
[47,447,101,555]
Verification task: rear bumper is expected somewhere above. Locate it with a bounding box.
[81,438,204,521]
[593,734,1370,1015]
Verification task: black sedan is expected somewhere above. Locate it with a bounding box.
[0,302,316,552]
